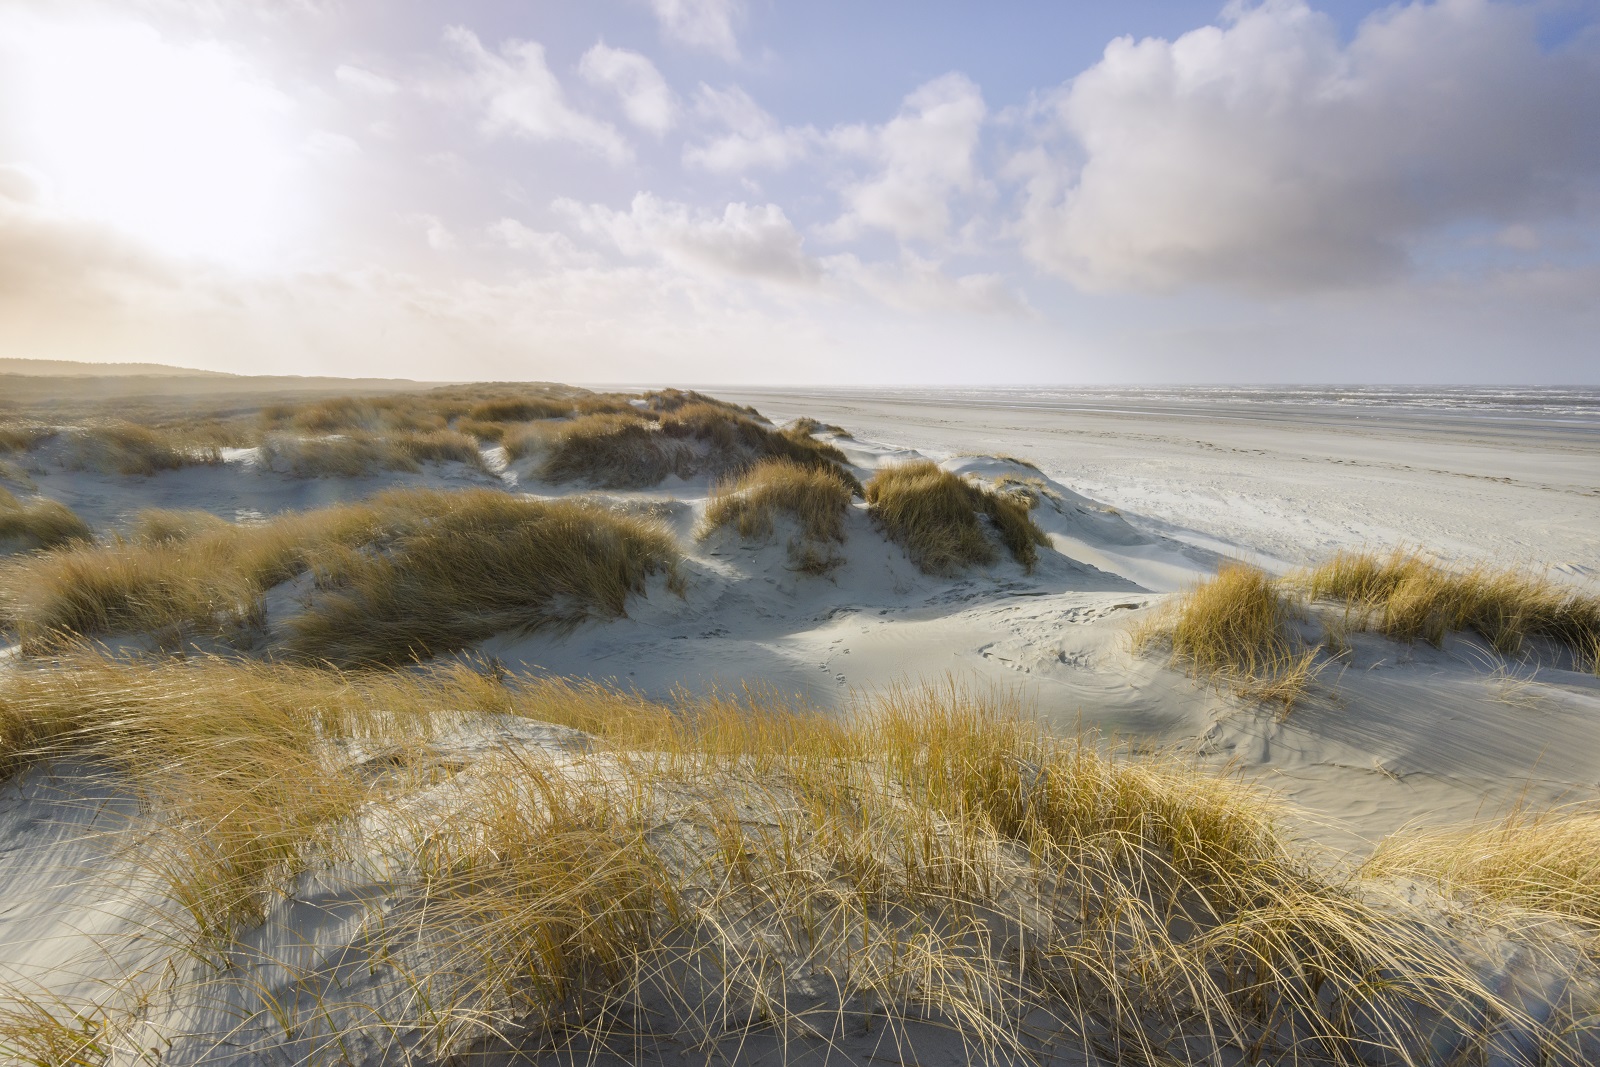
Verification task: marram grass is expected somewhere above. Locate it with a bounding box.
[699,458,853,573]
[1,658,1593,1064]
[865,460,1048,575]
[0,488,91,553]
[516,404,860,491]
[1135,563,1320,709]
[0,488,680,661]
[285,491,682,666]
[1298,548,1600,661]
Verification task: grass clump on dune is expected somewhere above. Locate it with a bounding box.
[864,460,1047,575]
[124,508,229,546]
[0,503,389,650]
[700,458,853,574]
[286,491,681,666]
[1366,810,1600,925]
[513,403,861,492]
[66,422,222,476]
[508,413,677,487]
[1136,564,1320,709]
[0,425,53,454]
[787,415,851,438]
[0,489,680,661]
[261,429,483,477]
[467,396,573,421]
[0,488,91,553]
[0,661,1574,1064]
[1300,548,1600,660]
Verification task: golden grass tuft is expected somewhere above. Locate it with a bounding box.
[786,415,852,438]
[864,460,1047,575]
[513,405,862,492]
[466,396,573,421]
[1366,810,1600,925]
[1136,563,1319,709]
[0,489,679,660]
[0,426,54,454]
[65,422,222,476]
[124,507,228,546]
[508,413,679,487]
[452,416,508,443]
[0,659,1571,1063]
[284,491,682,666]
[261,429,483,477]
[0,499,391,648]
[1299,548,1600,659]
[0,489,92,553]
[699,459,853,573]
[262,394,450,435]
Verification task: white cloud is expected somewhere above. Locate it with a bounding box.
[334,63,397,96]
[413,213,455,251]
[825,251,1028,316]
[1019,0,1600,293]
[683,84,814,173]
[437,26,630,164]
[646,0,742,60]
[579,43,678,136]
[557,192,820,285]
[487,218,595,267]
[825,73,987,243]
[302,130,359,158]
[550,190,1029,315]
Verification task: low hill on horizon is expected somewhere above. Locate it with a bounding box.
[0,357,240,378]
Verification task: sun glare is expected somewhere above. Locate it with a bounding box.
[9,18,298,267]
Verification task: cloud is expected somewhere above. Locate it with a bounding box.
[438,26,630,163]
[646,0,742,60]
[579,43,678,135]
[334,63,397,96]
[824,73,988,243]
[551,190,1029,316]
[683,85,814,173]
[1019,0,1600,293]
[487,218,596,268]
[557,192,821,285]
[825,251,1029,316]
[302,130,359,158]
[411,213,455,251]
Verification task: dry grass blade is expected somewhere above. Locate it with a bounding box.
[1136,564,1320,709]
[1366,810,1600,924]
[0,658,1586,1063]
[0,992,109,1067]
[864,460,1047,575]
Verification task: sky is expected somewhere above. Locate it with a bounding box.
[0,0,1597,385]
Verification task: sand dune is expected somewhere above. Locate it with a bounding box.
[2,382,1598,1064]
